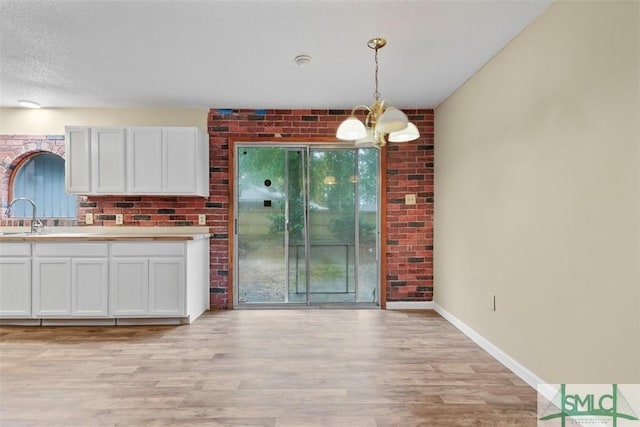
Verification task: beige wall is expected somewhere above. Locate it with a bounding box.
[435,0,639,384]
[0,108,208,134]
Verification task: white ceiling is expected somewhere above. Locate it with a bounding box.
[0,0,551,110]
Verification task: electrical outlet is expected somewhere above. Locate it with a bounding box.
[489,294,496,311]
[115,214,123,225]
[198,214,206,225]
[405,194,416,205]
[85,213,93,225]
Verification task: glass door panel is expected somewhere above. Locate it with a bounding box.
[308,149,356,303]
[356,148,379,302]
[237,147,288,304]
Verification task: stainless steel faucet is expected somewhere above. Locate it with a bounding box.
[6,197,43,233]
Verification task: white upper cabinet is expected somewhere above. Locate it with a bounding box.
[65,126,209,197]
[91,127,127,193]
[65,127,92,193]
[128,127,163,193]
[163,127,198,194]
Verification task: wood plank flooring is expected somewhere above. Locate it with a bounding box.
[0,310,537,426]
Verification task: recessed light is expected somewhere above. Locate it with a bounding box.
[18,100,41,109]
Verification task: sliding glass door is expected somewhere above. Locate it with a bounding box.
[235,144,378,307]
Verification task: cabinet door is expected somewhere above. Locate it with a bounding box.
[72,258,109,317]
[65,127,92,193]
[0,259,32,317]
[128,127,162,193]
[110,258,148,316]
[149,257,184,316]
[163,128,198,193]
[33,258,71,316]
[91,128,126,193]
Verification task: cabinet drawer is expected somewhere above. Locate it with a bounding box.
[111,242,185,257]
[0,243,31,257]
[34,243,109,257]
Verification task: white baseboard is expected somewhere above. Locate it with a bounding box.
[433,303,546,392]
[0,319,41,326]
[41,318,116,326]
[386,301,436,310]
[116,317,186,325]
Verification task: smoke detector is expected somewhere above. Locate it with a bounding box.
[294,54,312,67]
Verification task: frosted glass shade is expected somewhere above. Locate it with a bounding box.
[388,122,420,142]
[375,107,408,134]
[336,117,367,140]
[354,129,377,148]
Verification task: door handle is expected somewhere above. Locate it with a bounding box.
[286,221,292,232]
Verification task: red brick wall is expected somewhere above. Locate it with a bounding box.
[207,108,434,306]
[385,133,434,301]
[0,108,434,308]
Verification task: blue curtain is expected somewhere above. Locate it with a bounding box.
[11,153,77,218]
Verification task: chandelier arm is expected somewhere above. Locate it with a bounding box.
[366,110,378,129]
[379,133,389,147]
[349,104,372,116]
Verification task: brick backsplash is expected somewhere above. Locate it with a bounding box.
[76,196,209,227]
[0,108,434,309]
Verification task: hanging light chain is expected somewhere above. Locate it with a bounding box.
[373,46,380,101]
[367,38,386,101]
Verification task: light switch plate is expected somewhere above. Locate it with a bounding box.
[405,194,417,205]
[198,214,206,225]
[85,213,93,225]
[115,214,123,225]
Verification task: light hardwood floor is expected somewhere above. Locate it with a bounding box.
[0,310,537,426]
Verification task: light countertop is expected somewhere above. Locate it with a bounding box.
[0,226,211,242]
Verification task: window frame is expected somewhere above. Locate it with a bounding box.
[9,152,77,219]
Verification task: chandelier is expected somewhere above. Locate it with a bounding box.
[336,37,420,149]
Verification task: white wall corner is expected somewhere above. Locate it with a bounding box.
[433,303,547,392]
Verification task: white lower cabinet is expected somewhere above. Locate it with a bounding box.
[110,243,185,318]
[0,243,32,317]
[110,258,148,316]
[33,244,109,317]
[72,259,109,316]
[0,238,209,324]
[33,258,71,316]
[149,258,184,316]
